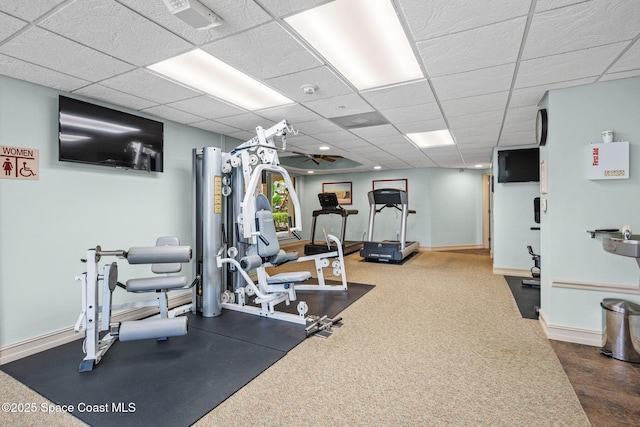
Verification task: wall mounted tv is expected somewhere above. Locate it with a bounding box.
[497,147,539,183]
[58,95,164,172]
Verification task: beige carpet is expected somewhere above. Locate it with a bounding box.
[0,250,589,426]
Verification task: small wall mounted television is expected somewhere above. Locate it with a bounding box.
[58,95,164,172]
[497,148,539,183]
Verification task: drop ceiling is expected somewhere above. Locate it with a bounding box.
[0,0,638,174]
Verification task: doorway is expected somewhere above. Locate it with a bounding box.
[483,173,491,250]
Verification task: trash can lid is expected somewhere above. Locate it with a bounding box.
[601,298,640,315]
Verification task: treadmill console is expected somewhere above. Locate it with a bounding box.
[370,188,408,206]
[318,192,340,209]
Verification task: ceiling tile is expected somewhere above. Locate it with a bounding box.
[0,1,67,21]
[455,136,496,147]
[399,0,530,40]
[40,0,193,66]
[287,134,322,147]
[0,11,27,40]
[72,84,157,110]
[293,119,343,135]
[168,95,245,120]
[258,0,330,17]
[118,0,271,45]
[303,93,374,118]
[0,27,134,81]
[516,42,628,88]
[141,104,204,124]
[202,21,321,80]
[406,158,438,168]
[332,139,373,149]
[535,0,586,13]
[459,145,494,155]
[524,0,640,60]
[265,66,353,102]
[431,63,515,100]
[360,80,436,110]
[600,69,640,82]
[447,110,504,131]
[509,78,595,107]
[504,105,537,123]
[381,103,442,124]
[347,145,380,154]
[502,118,535,134]
[418,17,525,77]
[219,112,273,131]
[441,91,509,117]
[451,124,501,138]
[350,124,401,139]
[609,40,640,74]
[313,130,362,144]
[100,69,201,104]
[499,131,536,146]
[0,54,89,91]
[395,117,447,134]
[257,103,323,124]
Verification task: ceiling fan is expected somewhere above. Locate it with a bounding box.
[289,151,344,165]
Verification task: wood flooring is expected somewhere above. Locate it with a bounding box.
[550,340,640,426]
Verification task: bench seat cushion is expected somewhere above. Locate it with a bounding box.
[126,275,188,292]
[267,271,312,284]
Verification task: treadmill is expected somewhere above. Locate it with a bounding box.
[304,192,362,256]
[360,188,419,263]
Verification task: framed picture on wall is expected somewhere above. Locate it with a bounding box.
[372,178,408,193]
[322,181,352,205]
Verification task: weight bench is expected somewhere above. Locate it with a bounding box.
[74,236,193,372]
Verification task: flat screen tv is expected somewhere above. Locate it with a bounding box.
[497,148,539,183]
[58,95,163,172]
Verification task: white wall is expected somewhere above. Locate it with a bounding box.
[542,76,640,337]
[491,147,541,271]
[298,167,486,249]
[0,76,225,347]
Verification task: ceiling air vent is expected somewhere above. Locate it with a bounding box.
[329,111,389,129]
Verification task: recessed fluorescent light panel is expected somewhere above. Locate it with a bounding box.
[285,0,423,90]
[148,49,293,111]
[407,130,455,148]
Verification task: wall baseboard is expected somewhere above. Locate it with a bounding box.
[538,309,605,347]
[423,244,485,251]
[0,293,192,365]
[493,267,530,277]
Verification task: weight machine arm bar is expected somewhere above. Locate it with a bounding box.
[241,163,302,239]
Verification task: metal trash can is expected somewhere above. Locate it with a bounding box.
[601,298,640,363]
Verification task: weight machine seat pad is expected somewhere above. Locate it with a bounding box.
[126,275,188,292]
[269,250,299,266]
[267,271,312,284]
[118,316,187,342]
[127,246,192,265]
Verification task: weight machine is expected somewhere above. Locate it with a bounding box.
[74,237,194,372]
[193,120,347,334]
